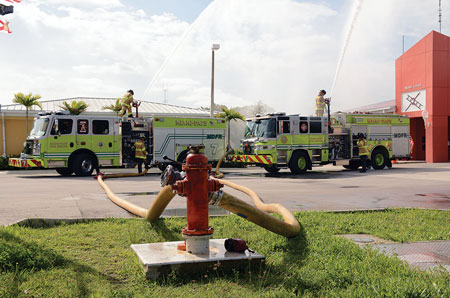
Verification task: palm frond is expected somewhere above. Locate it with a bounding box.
[59,100,89,115]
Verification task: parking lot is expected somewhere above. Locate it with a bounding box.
[1,161,450,226]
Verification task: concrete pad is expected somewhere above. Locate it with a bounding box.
[371,240,450,272]
[131,239,265,279]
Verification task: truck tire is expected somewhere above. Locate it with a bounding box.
[371,148,388,170]
[73,153,95,176]
[263,164,280,173]
[289,151,310,174]
[56,167,73,176]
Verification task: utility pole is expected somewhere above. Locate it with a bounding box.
[210,44,220,118]
[439,0,442,33]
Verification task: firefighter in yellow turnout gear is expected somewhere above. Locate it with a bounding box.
[315,89,327,117]
[357,133,369,173]
[119,89,135,118]
[134,136,148,173]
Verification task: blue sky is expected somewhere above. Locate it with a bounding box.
[128,0,212,23]
[0,0,448,113]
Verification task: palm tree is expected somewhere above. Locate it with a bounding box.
[60,100,89,115]
[102,98,122,116]
[217,107,245,149]
[13,92,43,135]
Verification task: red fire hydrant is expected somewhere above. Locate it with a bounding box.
[172,146,223,254]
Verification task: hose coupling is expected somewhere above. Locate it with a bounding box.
[209,190,223,206]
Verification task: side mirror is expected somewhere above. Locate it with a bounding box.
[54,119,60,135]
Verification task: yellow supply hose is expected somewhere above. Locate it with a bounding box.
[214,178,300,238]
[96,173,176,221]
[217,192,299,238]
[100,168,148,179]
[215,152,228,179]
[215,148,234,178]
[96,167,299,238]
[146,186,177,222]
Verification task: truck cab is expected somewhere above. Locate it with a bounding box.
[234,113,329,173]
[16,112,121,176]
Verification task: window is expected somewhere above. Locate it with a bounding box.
[279,121,290,134]
[29,118,49,137]
[77,120,89,134]
[299,121,308,133]
[51,119,73,135]
[93,120,109,135]
[310,121,322,133]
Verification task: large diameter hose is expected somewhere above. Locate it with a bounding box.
[217,192,299,238]
[100,168,148,179]
[146,186,177,222]
[97,174,176,221]
[214,178,300,238]
[215,148,234,178]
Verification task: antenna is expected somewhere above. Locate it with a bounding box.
[439,0,442,33]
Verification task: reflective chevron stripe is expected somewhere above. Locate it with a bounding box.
[8,158,43,168]
[230,154,273,165]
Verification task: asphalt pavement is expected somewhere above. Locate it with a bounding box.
[1,161,449,226]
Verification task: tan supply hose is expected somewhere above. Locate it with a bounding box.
[96,173,176,221]
[96,167,299,238]
[217,192,299,238]
[215,148,234,178]
[215,152,228,178]
[146,186,177,222]
[213,178,300,238]
[100,168,148,179]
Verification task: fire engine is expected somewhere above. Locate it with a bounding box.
[9,112,226,176]
[230,112,410,173]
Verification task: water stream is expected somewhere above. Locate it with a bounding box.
[141,0,218,101]
[330,0,364,98]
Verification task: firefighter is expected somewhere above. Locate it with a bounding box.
[357,133,369,173]
[315,89,327,117]
[119,89,135,118]
[134,136,147,173]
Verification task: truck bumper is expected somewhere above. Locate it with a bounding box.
[8,158,43,168]
[230,154,273,165]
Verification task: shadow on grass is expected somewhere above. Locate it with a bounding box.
[0,230,123,297]
[149,218,183,242]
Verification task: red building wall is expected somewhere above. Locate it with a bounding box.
[395,31,450,162]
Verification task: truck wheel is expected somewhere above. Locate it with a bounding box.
[73,154,95,176]
[371,148,387,170]
[56,167,73,176]
[289,151,310,174]
[263,164,280,173]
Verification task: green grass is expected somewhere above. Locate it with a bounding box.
[1,209,449,297]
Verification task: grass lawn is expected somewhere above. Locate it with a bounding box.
[1,209,449,297]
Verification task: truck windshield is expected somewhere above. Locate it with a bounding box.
[245,118,276,138]
[29,118,49,137]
